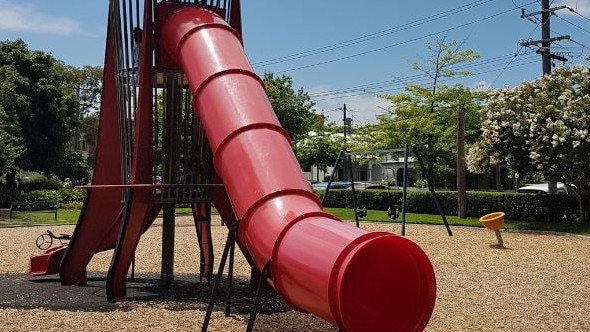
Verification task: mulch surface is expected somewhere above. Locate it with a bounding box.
[1,218,589,331]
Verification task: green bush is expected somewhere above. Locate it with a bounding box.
[59,201,84,210]
[20,173,62,191]
[317,189,580,223]
[22,188,86,209]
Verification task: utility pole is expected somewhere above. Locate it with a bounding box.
[342,104,352,144]
[342,104,352,181]
[520,1,569,194]
[456,105,466,219]
[520,1,570,68]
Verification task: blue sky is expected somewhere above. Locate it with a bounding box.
[1,0,589,124]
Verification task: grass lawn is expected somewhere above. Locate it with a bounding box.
[2,207,589,236]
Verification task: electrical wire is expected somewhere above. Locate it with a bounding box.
[271,7,521,75]
[252,0,501,67]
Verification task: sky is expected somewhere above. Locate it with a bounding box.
[0,0,589,124]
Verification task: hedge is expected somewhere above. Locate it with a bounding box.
[317,189,581,223]
[1,187,581,223]
[0,188,87,209]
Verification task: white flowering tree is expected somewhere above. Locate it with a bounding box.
[467,66,590,221]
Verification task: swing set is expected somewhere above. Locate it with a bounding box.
[321,144,453,236]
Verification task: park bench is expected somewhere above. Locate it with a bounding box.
[9,201,58,221]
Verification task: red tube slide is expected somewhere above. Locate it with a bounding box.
[161,7,436,332]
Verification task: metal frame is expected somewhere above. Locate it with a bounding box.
[323,146,453,236]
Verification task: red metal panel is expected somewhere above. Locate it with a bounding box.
[29,246,67,276]
[59,1,126,285]
[192,202,213,278]
[106,0,159,301]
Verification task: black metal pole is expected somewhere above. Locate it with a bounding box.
[347,154,360,228]
[401,144,408,236]
[412,146,453,236]
[321,150,344,206]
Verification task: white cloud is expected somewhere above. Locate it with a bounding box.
[0,1,80,35]
[309,85,390,126]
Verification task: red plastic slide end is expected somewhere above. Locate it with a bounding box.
[333,234,436,332]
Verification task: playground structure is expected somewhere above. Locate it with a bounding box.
[35,230,71,250]
[480,211,506,247]
[323,146,453,237]
[28,1,437,331]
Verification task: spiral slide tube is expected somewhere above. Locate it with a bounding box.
[161,7,436,332]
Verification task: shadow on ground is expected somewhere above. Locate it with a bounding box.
[0,272,289,315]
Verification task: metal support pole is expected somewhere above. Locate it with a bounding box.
[401,144,408,236]
[246,262,271,332]
[321,151,344,206]
[202,226,236,332]
[160,203,175,285]
[412,146,453,236]
[347,154,360,228]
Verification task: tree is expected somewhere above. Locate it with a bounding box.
[295,122,345,181]
[0,66,26,175]
[263,72,317,144]
[376,38,483,189]
[57,65,102,157]
[0,39,83,178]
[467,66,590,222]
[58,65,102,111]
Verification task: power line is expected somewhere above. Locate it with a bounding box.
[257,1,585,114]
[307,53,538,101]
[566,6,590,22]
[555,12,590,36]
[520,1,571,68]
[271,7,521,75]
[251,0,501,68]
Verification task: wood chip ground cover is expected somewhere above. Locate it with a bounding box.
[1,217,588,331]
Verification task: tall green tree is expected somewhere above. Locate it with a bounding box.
[0,65,26,174]
[376,38,483,189]
[263,72,317,144]
[0,39,78,176]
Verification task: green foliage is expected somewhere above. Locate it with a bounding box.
[0,59,26,175]
[22,188,86,208]
[58,201,84,210]
[374,38,484,188]
[0,39,78,175]
[56,64,103,115]
[52,150,90,183]
[19,173,62,191]
[317,189,402,211]
[295,126,345,172]
[263,72,317,144]
[22,189,60,202]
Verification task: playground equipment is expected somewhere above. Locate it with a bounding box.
[480,211,505,247]
[324,145,453,236]
[28,1,437,331]
[35,230,71,250]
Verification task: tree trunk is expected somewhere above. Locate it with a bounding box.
[580,196,587,223]
[456,106,467,218]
